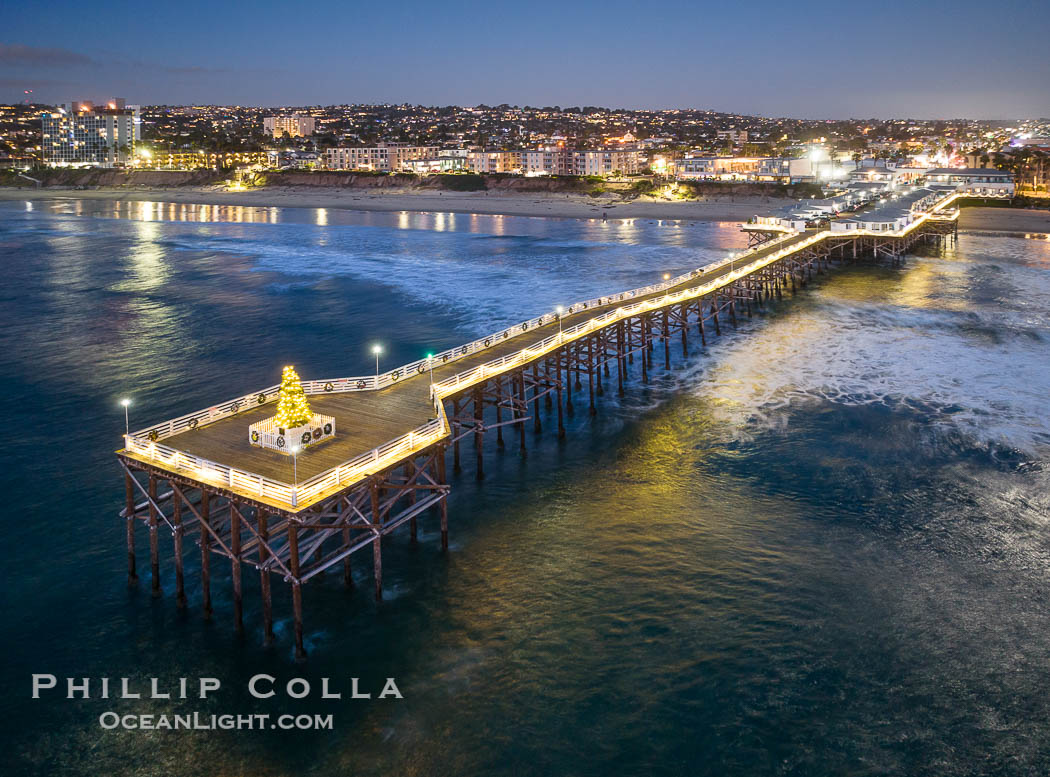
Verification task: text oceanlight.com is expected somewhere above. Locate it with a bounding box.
[98,712,334,731]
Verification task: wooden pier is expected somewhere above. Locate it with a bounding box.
[117,192,961,657]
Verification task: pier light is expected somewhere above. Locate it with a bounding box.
[663,272,671,281]
[426,352,435,386]
[290,445,300,486]
[371,344,383,378]
[120,398,131,435]
[555,306,565,338]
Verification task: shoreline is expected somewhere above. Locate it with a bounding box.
[0,186,794,223]
[2,187,1048,234]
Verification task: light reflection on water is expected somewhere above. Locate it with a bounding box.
[1,200,1049,776]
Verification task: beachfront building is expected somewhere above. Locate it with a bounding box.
[267,149,320,169]
[323,143,441,172]
[924,168,1015,197]
[405,150,469,174]
[518,148,644,177]
[675,156,766,180]
[263,114,316,138]
[576,149,644,177]
[467,150,524,174]
[41,99,141,168]
[136,150,270,170]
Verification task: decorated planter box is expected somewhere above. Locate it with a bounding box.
[248,414,335,453]
[247,365,335,454]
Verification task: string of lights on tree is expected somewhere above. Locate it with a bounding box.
[275,365,312,428]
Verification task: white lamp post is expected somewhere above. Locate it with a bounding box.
[372,344,383,382]
[426,353,435,387]
[120,398,131,435]
[290,444,300,506]
[555,306,565,340]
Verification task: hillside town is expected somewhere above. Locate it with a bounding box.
[1,100,1047,194]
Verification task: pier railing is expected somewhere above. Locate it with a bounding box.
[124,389,450,508]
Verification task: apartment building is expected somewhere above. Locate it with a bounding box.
[140,150,270,170]
[323,143,440,172]
[466,150,524,174]
[263,114,316,138]
[41,99,140,167]
[521,147,644,176]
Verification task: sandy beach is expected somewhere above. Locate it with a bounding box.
[0,186,792,222]
[3,187,1048,235]
[958,206,1050,235]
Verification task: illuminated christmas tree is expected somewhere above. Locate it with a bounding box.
[275,365,312,428]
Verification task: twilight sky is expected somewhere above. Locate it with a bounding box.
[2,0,1048,118]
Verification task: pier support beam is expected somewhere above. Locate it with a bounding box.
[438,444,449,550]
[148,474,160,595]
[288,524,305,660]
[371,480,383,601]
[555,358,565,438]
[473,387,484,480]
[200,491,212,618]
[230,502,243,632]
[258,510,274,645]
[173,492,186,608]
[125,472,137,585]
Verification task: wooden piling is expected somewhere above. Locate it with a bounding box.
[473,386,484,480]
[258,510,274,644]
[148,474,160,595]
[663,309,671,370]
[371,480,382,601]
[437,444,449,549]
[288,523,305,659]
[230,502,243,631]
[173,491,186,607]
[124,472,138,585]
[200,491,212,618]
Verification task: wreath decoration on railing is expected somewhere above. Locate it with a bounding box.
[324,382,334,392]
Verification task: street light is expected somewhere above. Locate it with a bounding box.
[371,344,383,381]
[555,306,565,339]
[663,273,671,281]
[426,352,435,386]
[289,444,301,506]
[120,398,131,435]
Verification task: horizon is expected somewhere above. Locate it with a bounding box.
[9,100,1047,124]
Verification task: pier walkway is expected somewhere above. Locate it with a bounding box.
[116,189,960,656]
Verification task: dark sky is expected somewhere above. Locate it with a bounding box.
[3,0,1048,118]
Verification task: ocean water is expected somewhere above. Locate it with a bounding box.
[1,198,1048,776]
